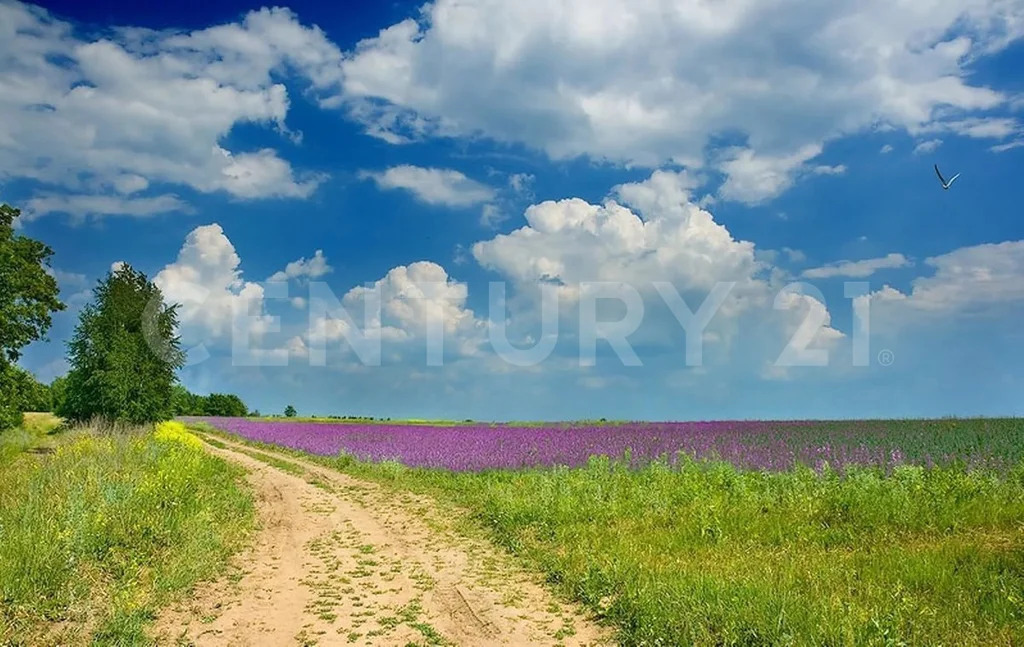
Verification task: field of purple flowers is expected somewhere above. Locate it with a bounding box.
[191,416,1023,472]
[193,416,1024,645]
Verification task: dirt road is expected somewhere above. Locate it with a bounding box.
[154,435,612,647]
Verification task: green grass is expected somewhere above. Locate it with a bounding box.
[195,423,1024,646]
[0,422,254,646]
[0,413,63,465]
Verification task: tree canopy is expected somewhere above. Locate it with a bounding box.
[60,264,185,424]
[0,204,64,429]
[171,385,249,417]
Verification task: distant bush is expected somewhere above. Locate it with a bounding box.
[169,385,247,417]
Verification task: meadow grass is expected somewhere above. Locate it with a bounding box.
[194,422,1024,646]
[0,420,254,646]
[0,413,63,465]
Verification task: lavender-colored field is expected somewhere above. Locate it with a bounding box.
[193,417,1024,472]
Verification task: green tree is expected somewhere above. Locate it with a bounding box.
[60,264,185,424]
[0,363,51,420]
[20,371,51,412]
[49,375,68,414]
[170,384,206,416]
[204,393,248,417]
[169,386,248,417]
[284,405,297,418]
[0,204,64,429]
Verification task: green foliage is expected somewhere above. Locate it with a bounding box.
[0,204,64,431]
[0,205,64,366]
[203,393,248,417]
[0,364,52,430]
[47,375,67,414]
[170,384,204,416]
[0,425,254,644]
[284,405,297,418]
[60,264,185,424]
[170,385,248,417]
[18,371,51,412]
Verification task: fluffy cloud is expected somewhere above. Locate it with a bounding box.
[913,139,944,155]
[862,241,1024,315]
[360,165,496,207]
[472,169,844,369]
[309,261,484,361]
[802,253,911,279]
[0,2,337,216]
[337,0,1024,202]
[153,225,275,348]
[716,145,846,205]
[269,250,332,282]
[473,169,758,294]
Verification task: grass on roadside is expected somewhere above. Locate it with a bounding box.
[0,413,63,465]
[0,420,254,646]
[192,421,1024,647]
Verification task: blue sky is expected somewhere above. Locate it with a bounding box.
[3,0,1024,420]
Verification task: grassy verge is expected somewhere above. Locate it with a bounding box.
[194,422,1024,646]
[0,413,63,465]
[0,421,254,646]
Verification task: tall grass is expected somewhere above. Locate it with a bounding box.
[197,423,1024,646]
[0,413,63,465]
[449,457,1024,646]
[0,421,254,646]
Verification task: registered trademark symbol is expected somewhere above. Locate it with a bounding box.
[877,349,895,366]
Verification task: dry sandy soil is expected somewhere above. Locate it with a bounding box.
[154,435,612,647]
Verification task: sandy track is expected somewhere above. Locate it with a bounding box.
[154,435,612,647]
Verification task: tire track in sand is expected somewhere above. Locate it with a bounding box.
[154,434,612,647]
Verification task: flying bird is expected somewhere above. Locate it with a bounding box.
[934,164,960,190]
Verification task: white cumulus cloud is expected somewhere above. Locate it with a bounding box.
[861,241,1024,315]
[0,3,337,216]
[336,0,1024,203]
[360,165,496,207]
[269,250,332,282]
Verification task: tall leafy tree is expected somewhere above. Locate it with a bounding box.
[284,405,297,418]
[61,264,185,424]
[0,204,64,429]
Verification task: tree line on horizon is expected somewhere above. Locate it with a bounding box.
[1,204,248,430]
